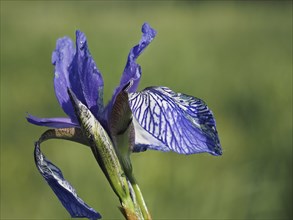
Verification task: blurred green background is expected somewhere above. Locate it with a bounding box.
[1,1,292,219]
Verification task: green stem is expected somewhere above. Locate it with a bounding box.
[127,173,152,220]
[118,150,151,220]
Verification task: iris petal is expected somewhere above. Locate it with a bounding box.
[26,114,78,128]
[119,22,157,93]
[34,142,101,219]
[52,37,76,120]
[104,23,156,126]
[53,31,104,122]
[128,87,222,156]
[70,31,104,117]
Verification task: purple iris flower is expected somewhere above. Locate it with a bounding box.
[27,23,221,219]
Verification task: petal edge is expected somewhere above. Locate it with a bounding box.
[27,114,78,128]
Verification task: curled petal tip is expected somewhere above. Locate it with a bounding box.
[51,37,74,65]
[142,23,157,39]
[212,145,223,156]
[75,30,87,49]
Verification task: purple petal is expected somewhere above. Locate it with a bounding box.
[27,114,78,128]
[70,31,104,116]
[52,37,77,120]
[119,23,157,93]
[52,31,104,121]
[104,23,156,126]
[128,87,222,156]
[34,142,101,219]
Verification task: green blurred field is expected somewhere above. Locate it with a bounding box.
[1,1,292,219]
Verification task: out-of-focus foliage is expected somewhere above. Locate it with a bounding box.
[1,1,292,219]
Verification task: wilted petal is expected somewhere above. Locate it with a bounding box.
[34,142,101,219]
[105,23,156,125]
[27,114,78,128]
[129,87,222,156]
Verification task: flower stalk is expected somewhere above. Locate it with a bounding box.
[108,89,152,220]
[68,88,150,219]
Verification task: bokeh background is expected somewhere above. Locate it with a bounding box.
[1,1,292,219]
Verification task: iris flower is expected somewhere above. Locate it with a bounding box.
[27,23,222,220]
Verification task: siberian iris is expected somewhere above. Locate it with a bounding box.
[27,23,222,220]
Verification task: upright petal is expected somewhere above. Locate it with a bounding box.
[52,37,76,120]
[105,23,156,125]
[119,23,157,93]
[70,31,104,117]
[52,31,104,122]
[34,142,101,219]
[128,87,222,156]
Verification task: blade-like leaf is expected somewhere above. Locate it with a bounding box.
[129,86,222,155]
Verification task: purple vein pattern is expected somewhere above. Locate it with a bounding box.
[129,87,222,156]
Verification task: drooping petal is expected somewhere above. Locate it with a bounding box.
[104,23,156,125]
[27,114,78,128]
[34,141,101,219]
[52,31,104,122]
[128,87,222,156]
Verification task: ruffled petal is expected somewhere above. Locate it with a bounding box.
[128,87,222,156]
[104,23,156,126]
[26,114,78,128]
[119,22,157,93]
[52,31,104,122]
[34,142,101,219]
